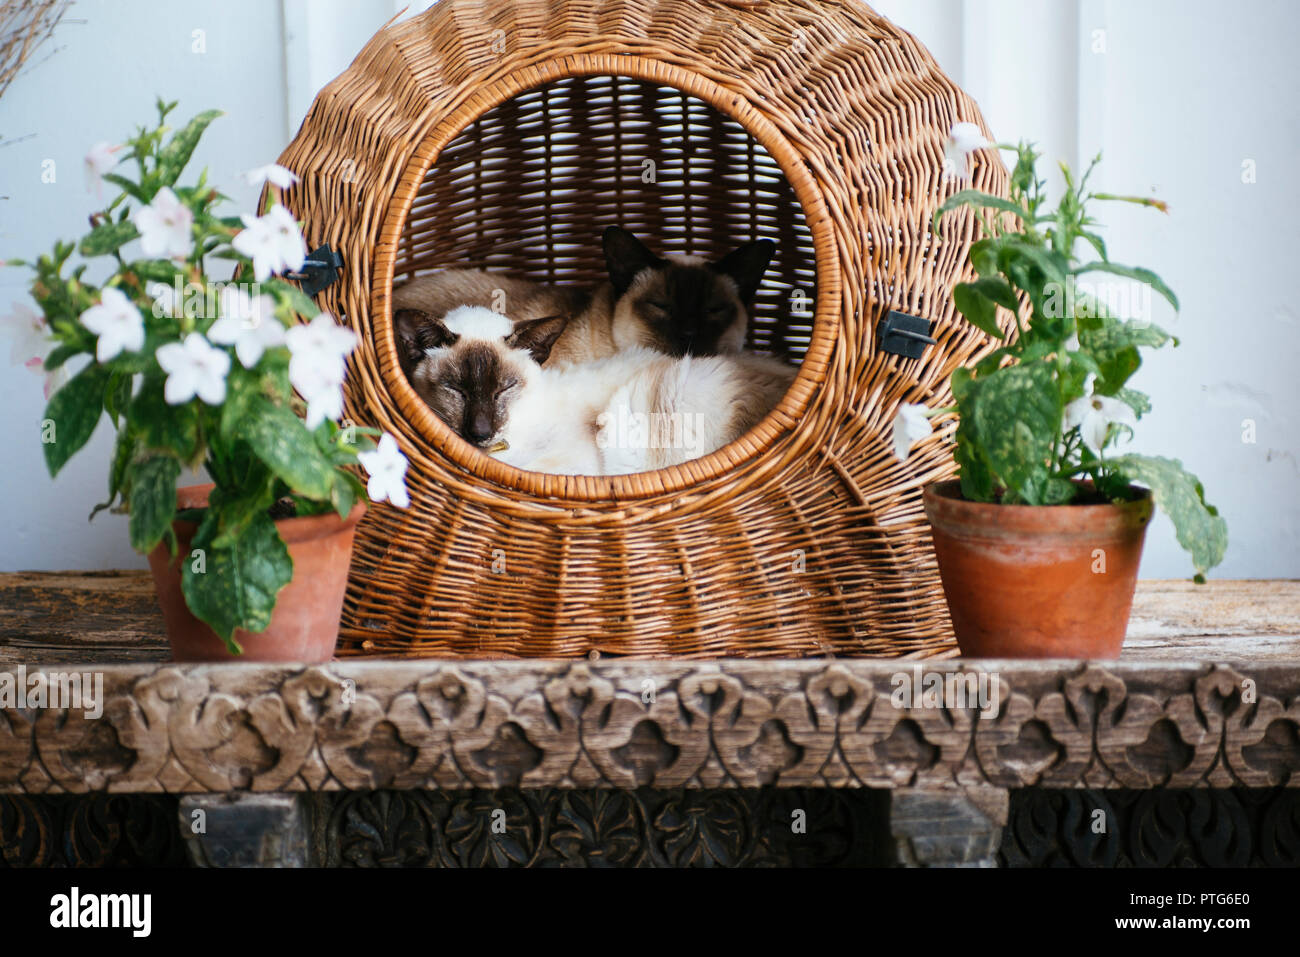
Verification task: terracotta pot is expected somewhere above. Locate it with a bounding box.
[923,480,1153,658]
[146,483,366,663]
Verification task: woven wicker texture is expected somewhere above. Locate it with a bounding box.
[276,0,1008,659]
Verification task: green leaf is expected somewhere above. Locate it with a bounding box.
[1107,454,1227,576]
[128,454,181,553]
[328,468,363,519]
[969,239,1000,277]
[90,428,137,521]
[1072,261,1179,312]
[1079,231,1109,263]
[42,363,110,477]
[182,510,293,650]
[263,279,321,321]
[934,189,1032,232]
[207,471,275,549]
[104,369,134,425]
[43,343,84,372]
[242,397,336,499]
[130,376,201,463]
[157,109,223,187]
[101,173,147,203]
[126,260,183,284]
[999,236,1068,285]
[1078,318,1172,395]
[966,276,1020,316]
[967,361,1062,505]
[953,283,1002,338]
[1115,387,1152,418]
[80,219,140,257]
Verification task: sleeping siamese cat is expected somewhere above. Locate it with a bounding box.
[403,305,795,475]
[392,226,775,378]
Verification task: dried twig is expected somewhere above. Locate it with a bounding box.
[0,0,70,101]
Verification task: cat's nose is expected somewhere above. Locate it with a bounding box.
[466,412,494,445]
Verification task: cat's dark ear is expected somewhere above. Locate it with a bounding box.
[506,314,568,365]
[603,226,663,296]
[395,309,457,369]
[712,239,776,303]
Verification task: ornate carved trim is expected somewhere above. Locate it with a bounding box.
[1,661,1297,794]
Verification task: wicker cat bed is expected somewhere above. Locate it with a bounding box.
[276,0,1008,658]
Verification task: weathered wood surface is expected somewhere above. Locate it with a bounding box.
[1,572,1298,664]
[0,572,1297,796]
[1,658,1298,794]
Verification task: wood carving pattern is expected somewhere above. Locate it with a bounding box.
[318,787,888,867]
[0,793,185,867]
[1,661,1297,794]
[999,787,1300,867]
[2,787,1296,867]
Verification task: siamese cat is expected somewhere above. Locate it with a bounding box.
[404,305,795,475]
[393,226,775,378]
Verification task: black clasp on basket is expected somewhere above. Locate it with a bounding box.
[877,310,936,359]
[285,244,344,298]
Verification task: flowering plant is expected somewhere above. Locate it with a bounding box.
[898,125,1227,579]
[6,101,410,652]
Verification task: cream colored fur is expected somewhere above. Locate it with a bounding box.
[427,307,794,476]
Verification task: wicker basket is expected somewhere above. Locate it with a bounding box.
[276,0,1009,659]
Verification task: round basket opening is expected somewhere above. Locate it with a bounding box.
[377,66,837,499]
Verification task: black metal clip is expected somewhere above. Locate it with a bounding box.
[877,310,936,359]
[285,244,344,298]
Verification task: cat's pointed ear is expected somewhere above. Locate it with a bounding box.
[395,309,457,368]
[712,239,776,303]
[507,314,569,365]
[603,226,663,296]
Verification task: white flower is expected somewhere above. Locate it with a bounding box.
[84,142,122,196]
[80,287,145,361]
[302,376,345,430]
[242,164,298,189]
[286,313,356,428]
[131,187,194,260]
[2,300,66,398]
[232,204,307,281]
[892,402,933,462]
[357,433,410,509]
[286,312,356,378]
[943,122,990,179]
[156,332,231,405]
[1064,393,1136,453]
[3,300,48,367]
[208,287,284,368]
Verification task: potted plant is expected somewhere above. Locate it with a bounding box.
[893,126,1228,658]
[7,100,410,662]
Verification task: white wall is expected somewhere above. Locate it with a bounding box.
[1,0,1296,579]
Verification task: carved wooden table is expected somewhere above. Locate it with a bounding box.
[1,573,1297,867]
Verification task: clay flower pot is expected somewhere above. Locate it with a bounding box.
[923,480,1154,658]
[146,484,366,663]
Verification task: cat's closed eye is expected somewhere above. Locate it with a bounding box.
[441,383,465,398]
[494,380,518,398]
